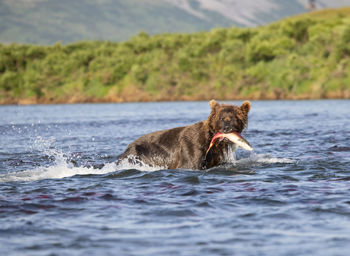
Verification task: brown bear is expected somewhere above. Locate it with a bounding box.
[118,100,251,170]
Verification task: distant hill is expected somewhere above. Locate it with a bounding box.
[0,0,349,44]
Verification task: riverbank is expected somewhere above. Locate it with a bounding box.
[1,91,349,105]
[1,7,350,105]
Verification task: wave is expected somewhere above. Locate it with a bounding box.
[0,152,165,183]
[0,137,296,182]
[115,155,166,172]
[0,154,116,183]
[0,153,295,183]
[237,152,297,165]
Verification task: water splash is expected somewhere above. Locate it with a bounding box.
[0,136,295,183]
[0,163,117,183]
[0,136,169,182]
[115,155,166,172]
[224,145,296,166]
[237,151,297,165]
[0,136,116,182]
[224,145,237,163]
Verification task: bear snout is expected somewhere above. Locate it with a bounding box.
[223,125,232,133]
[222,120,239,133]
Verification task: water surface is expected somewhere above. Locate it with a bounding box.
[1,100,350,256]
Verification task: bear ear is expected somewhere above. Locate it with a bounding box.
[240,101,251,113]
[209,99,219,110]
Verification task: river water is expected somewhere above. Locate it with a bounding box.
[1,100,350,256]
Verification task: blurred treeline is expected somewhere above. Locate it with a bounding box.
[1,8,350,104]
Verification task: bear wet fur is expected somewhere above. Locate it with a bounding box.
[118,100,251,170]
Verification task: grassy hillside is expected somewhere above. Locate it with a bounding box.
[1,8,350,104]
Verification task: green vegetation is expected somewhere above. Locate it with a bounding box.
[1,8,350,104]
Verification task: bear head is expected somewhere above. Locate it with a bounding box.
[208,99,251,134]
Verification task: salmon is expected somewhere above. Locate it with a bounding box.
[206,132,253,155]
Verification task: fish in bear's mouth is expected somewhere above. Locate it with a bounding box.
[206,132,253,156]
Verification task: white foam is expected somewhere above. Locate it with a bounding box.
[0,136,118,183]
[0,152,295,182]
[0,154,167,183]
[236,152,297,165]
[115,155,166,172]
[1,136,295,182]
[0,157,117,183]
